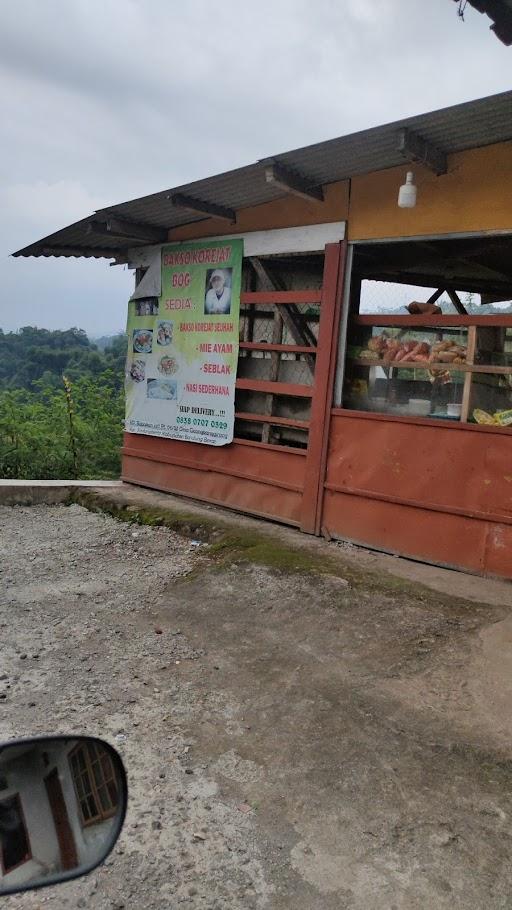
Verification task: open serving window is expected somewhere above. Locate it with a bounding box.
[234,252,324,449]
[339,235,512,429]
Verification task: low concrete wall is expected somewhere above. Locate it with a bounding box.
[0,480,122,507]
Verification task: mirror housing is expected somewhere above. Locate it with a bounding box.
[0,735,127,896]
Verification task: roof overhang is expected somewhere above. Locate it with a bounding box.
[12,90,512,262]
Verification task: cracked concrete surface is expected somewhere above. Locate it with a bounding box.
[1,502,512,909]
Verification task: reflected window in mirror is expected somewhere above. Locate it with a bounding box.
[69,742,118,827]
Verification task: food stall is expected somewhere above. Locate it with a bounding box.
[12,91,512,578]
[324,233,512,578]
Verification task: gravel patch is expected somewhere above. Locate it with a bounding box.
[1,503,512,910]
[0,504,270,909]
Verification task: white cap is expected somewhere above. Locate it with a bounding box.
[210,269,225,281]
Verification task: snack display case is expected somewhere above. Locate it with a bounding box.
[343,316,512,429]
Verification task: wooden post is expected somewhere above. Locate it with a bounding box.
[262,309,284,443]
[300,241,347,534]
[447,289,468,315]
[461,325,477,422]
[249,258,316,374]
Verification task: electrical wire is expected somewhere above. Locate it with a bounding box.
[457,0,469,20]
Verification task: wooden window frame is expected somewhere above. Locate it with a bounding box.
[0,793,32,875]
[341,256,512,427]
[68,742,118,828]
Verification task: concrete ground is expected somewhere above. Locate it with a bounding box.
[1,490,512,909]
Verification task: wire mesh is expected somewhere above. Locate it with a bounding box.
[359,280,512,315]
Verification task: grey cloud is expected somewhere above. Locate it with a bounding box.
[1,0,511,335]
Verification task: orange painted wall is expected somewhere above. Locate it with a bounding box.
[168,181,350,242]
[348,140,512,240]
[167,142,512,245]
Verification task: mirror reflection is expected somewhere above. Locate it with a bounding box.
[0,737,125,893]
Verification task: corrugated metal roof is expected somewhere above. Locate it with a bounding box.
[466,0,512,45]
[13,90,512,259]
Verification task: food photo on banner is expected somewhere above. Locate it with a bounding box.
[125,239,243,446]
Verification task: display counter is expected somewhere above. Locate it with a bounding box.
[343,314,512,429]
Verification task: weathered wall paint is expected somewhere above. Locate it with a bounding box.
[321,412,512,579]
[168,143,512,246]
[348,140,512,240]
[168,181,350,242]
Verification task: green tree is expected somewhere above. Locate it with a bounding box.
[0,326,126,391]
[0,325,127,479]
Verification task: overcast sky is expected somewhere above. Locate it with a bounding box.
[1,0,511,336]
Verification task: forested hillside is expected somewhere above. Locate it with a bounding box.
[0,327,127,479]
[0,327,126,389]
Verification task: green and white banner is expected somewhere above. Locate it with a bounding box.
[125,239,243,446]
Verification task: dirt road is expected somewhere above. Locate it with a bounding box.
[1,502,512,909]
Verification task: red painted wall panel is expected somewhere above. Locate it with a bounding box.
[484,524,512,578]
[321,412,512,578]
[122,455,303,525]
[326,414,512,521]
[123,433,306,488]
[322,488,488,573]
[121,433,306,526]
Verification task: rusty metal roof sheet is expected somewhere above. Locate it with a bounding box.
[13,90,512,260]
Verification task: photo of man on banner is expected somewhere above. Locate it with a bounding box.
[204,268,232,315]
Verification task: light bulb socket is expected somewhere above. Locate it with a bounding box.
[398,171,417,208]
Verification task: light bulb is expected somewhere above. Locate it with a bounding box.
[398,171,417,208]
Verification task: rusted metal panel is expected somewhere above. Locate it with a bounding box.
[331,408,512,437]
[122,455,302,525]
[325,413,512,521]
[484,524,512,576]
[122,432,306,525]
[320,411,512,578]
[122,446,304,493]
[123,433,306,487]
[322,488,491,574]
[323,481,512,529]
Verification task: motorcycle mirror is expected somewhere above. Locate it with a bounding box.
[0,735,127,896]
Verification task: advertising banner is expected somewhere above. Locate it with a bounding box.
[125,238,243,446]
